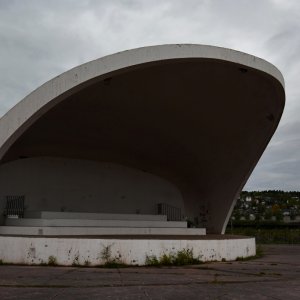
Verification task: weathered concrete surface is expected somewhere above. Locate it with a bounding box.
[4,218,187,228]
[0,244,299,299]
[0,235,254,265]
[0,226,206,236]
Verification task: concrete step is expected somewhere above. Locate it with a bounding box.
[24,211,168,221]
[0,226,206,236]
[5,218,187,228]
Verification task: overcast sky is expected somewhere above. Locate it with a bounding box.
[0,0,299,191]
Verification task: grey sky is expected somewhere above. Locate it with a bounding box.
[0,0,299,191]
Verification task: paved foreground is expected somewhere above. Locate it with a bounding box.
[0,245,299,299]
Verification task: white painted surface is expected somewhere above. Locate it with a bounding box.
[24,211,168,221]
[5,218,187,228]
[0,226,206,236]
[0,235,255,265]
[0,157,184,219]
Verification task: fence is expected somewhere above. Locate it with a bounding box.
[157,203,182,221]
[4,195,25,218]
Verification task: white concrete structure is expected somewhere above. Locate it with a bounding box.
[0,226,205,236]
[0,44,284,264]
[0,235,255,266]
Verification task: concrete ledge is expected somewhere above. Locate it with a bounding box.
[0,226,205,236]
[5,219,187,228]
[24,211,168,221]
[0,235,255,265]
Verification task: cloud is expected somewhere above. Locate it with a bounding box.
[245,121,300,190]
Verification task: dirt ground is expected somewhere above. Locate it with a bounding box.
[0,244,299,299]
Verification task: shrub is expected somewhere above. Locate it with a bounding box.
[174,249,196,265]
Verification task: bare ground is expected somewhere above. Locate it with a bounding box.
[0,244,299,299]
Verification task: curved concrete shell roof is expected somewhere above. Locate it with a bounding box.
[0,44,285,233]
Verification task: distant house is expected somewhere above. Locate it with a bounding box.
[249,214,255,221]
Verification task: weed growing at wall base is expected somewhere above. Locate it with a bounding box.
[145,248,202,266]
[48,256,57,266]
[99,244,127,268]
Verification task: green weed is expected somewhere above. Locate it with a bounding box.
[48,256,57,266]
[145,248,202,266]
[99,244,127,268]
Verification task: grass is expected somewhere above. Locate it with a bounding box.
[227,227,300,244]
[99,244,128,268]
[47,256,57,266]
[145,248,203,266]
[72,255,80,267]
[84,260,91,266]
[256,244,264,257]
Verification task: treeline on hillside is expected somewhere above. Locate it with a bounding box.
[242,190,300,199]
[228,190,300,244]
[230,190,300,223]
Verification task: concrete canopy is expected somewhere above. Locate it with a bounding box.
[0,44,285,233]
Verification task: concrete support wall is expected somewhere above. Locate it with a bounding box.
[0,236,255,265]
[0,157,184,223]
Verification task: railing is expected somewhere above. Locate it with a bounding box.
[4,195,25,218]
[157,203,182,221]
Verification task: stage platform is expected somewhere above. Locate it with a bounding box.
[24,211,168,221]
[4,211,190,231]
[1,211,204,236]
[0,211,255,265]
[5,218,188,228]
[0,226,205,236]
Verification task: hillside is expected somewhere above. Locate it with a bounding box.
[231,190,300,222]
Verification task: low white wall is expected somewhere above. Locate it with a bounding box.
[0,157,184,220]
[0,236,255,266]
